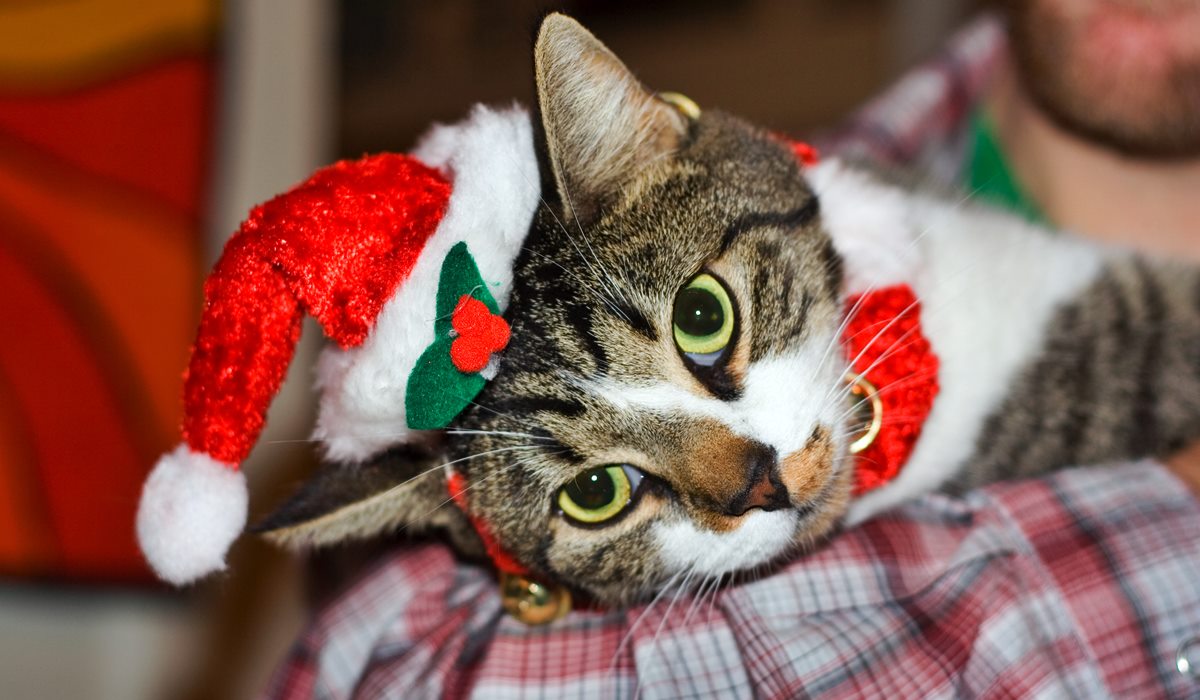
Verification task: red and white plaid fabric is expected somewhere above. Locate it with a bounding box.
[265,17,1200,699]
[266,462,1200,698]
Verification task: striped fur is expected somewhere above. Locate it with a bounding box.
[961,259,1200,487]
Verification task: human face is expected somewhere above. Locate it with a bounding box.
[1008,0,1200,158]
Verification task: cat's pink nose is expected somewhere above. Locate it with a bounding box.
[723,444,787,516]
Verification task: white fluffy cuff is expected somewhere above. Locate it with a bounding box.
[136,445,248,585]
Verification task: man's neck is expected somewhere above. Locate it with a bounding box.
[986,56,1200,261]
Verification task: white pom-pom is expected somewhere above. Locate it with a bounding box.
[136,445,248,585]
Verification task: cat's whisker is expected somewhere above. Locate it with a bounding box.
[646,562,700,664]
[437,161,627,329]
[374,444,552,503]
[903,174,1000,255]
[505,148,632,315]
[806,172,922,353]
[444,428,554,442]
[836,296,924,383]
[522,245,631,323]
[704,572,725,621]
[396,452,563,534]
[572,209,634,310]
[810,283,878,390]
[816,236,988,414]
[811,252,960,420]
[611,566,691,673]
[679,571,720,629]
[645,567,691,652]
[270,390,551,450]
[825,254,1003,413]
[534,189,633,324]
[811,263,897,377]
[831,383,940,437]
[835,364,941,402]
[829,366,942,421]
[555,174,637,311]
[822,251,1002,425]
[818,302,925,410]
[837,413,936,435]
[463,398,549,432]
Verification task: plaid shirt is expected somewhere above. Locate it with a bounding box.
[817,15,1003,183]
[266,18,1200,699]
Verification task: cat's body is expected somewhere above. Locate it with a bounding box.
[260,15,1200,607]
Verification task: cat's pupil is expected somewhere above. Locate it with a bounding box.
[674,288,724,338]
[565,468,616,510]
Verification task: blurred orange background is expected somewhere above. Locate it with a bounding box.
[0,0,214,584]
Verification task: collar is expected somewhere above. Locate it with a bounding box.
[447,469,574,624]
[446,468,529,577]
[841,284,940,495]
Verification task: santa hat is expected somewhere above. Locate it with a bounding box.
[137,105,542,585]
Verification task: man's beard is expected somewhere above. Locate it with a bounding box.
[1007,0,1200,159]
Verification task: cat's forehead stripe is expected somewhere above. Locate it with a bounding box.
[719,199,821,255]
[490,395,586,419]
[602,298,659,342]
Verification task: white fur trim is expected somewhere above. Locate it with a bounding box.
[808,158,921,295]
[136,445,248,585]
[314,104,541,462]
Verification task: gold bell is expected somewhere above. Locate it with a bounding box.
[499,572,572,625]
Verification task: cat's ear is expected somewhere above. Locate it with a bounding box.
[534,13,689,222]
[253,446,481,556]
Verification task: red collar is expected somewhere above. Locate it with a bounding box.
[841,284,939,495]
[446,469,529,576]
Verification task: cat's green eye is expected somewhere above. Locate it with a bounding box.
[673,273,735,360]
[558,465,643,525]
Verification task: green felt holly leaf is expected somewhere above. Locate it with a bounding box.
[435,242,500,337]
[406,336,487,430]
[405,241,499,430]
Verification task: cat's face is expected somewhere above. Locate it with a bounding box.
[448,16,854,605]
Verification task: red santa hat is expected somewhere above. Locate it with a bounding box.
[137,105,541,585]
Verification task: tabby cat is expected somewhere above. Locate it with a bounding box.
[258,14,1200,607]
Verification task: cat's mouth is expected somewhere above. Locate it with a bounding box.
[651,467,849,582]
[695,456,840,533]
[654,508,802,576]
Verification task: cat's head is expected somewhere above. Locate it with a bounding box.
[263,14,853,606]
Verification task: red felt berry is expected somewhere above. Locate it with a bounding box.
[450,295,511,373]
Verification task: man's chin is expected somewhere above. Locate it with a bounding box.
[1009,0,1200,158]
